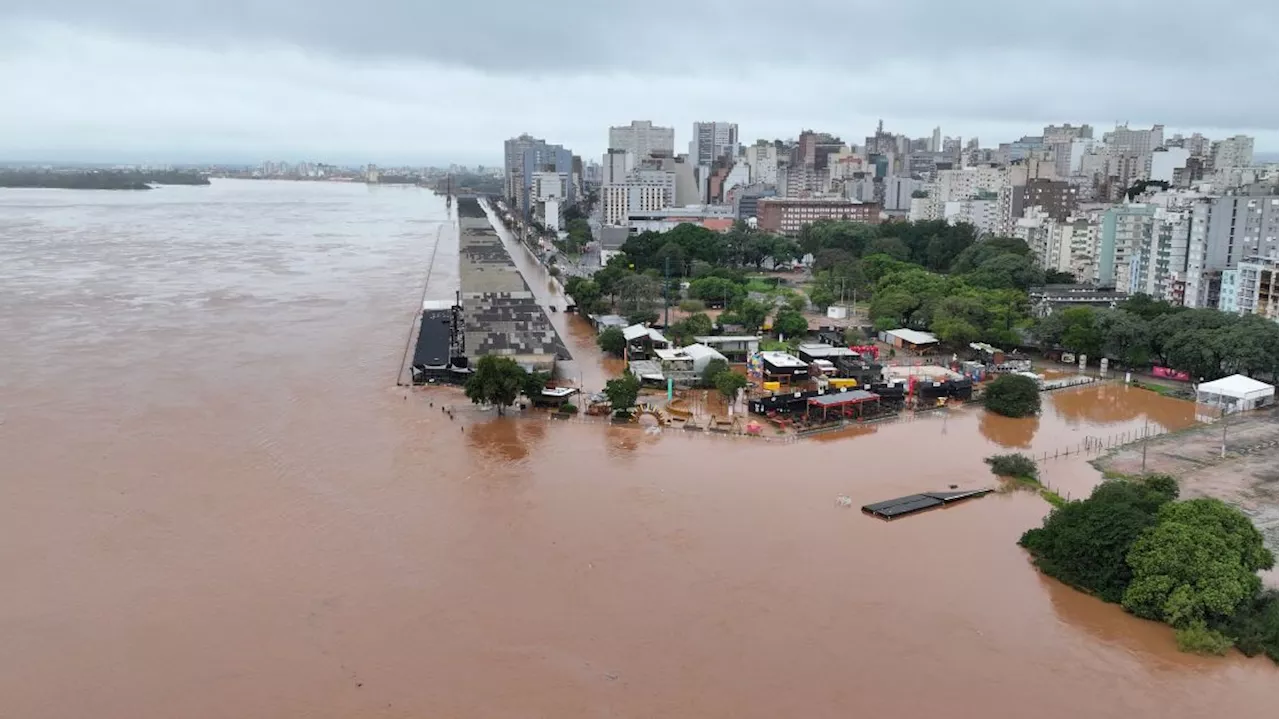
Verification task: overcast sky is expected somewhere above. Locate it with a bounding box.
[1,1,1277,166]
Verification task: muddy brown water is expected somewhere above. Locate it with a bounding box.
[0,180,1273,718]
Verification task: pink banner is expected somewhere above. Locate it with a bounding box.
[1151,366,1191,381]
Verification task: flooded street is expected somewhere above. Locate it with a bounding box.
[0,180,1273,718]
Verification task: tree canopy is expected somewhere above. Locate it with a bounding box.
[463,356,528,415]
[1020,476,1178,603]
[983,374,1041,418]
[1033,304,1278,378]
[597,326,626,357]
[604,373,641,414]
[1021,474,1278,658]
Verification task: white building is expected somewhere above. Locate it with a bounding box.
[602,149,635,187]
[1149,147,1191,184]
[884,176,926,212]
[690,121,739,167]
[747,141,779,186]
[1212,135,1255,170]
[600,169,676,226]
[943,199,1000,235]
[531,171,568,231]
[608,120,675,161]
[1013,208,1057,270]
[723,161,752,196]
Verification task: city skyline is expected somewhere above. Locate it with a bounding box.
[1,2,1276,164]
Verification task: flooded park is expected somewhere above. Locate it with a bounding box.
[0,181,1274,718]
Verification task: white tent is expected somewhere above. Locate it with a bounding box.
[681,343,728,374]
[1195,374,1276,414]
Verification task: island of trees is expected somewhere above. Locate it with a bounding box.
[1020,474,1277,659]
[0,169,211,190]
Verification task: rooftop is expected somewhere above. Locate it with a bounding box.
[884,328,939,345]
[694,335,760,344]
[807,390,880,407]
[760,351,808,368]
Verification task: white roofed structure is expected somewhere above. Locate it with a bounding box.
[1196,374,1275,414]
[681,343,728,374]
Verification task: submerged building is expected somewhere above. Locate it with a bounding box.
[456,198,568,373]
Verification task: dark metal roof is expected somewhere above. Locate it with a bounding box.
[807,390,880,407]
[862,488,991,519]
[412,309,453,368]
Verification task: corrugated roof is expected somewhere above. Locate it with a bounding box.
[885,328,938,345]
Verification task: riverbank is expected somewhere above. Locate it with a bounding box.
[0,169,210,190]
[1092,407,1280,562]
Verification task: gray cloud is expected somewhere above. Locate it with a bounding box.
[0,2,1276,163]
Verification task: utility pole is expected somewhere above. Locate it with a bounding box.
[1141,418,1149,472]
[663,255,671,328]
[1221,404,1229,458]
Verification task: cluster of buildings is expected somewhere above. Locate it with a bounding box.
[502,120,1277,320]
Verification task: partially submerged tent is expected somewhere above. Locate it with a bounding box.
[1195,374,1276,414]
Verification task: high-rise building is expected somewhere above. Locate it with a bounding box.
[503,133,542,200]
[1098,204,1157,291]
[930,126,942,153]
[747,141,779,186]
[1013,179,1078,223]
[602,149,635,187]
[608,121,675,162]
[518,142,574,219]
[1211,135,1255,170]
[690,122,739,167]
[601,170,676,226]
[1219,257,1280,319]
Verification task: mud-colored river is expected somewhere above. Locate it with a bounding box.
[0,180,1273,718]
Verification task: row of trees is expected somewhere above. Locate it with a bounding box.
[619,222,801,275]
[1020,475,1277,659]
[1033,299,1279,379]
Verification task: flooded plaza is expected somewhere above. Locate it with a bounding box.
[0,180,1274,718]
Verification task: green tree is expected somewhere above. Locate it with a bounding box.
[772,309,809,338]
[565,278,603,314]
[463,355,529,415]
[1123,499,1273,628]
[604,373,641,415]
[597,326,626,357]
[1019,476,1178,602]
[985,453,1039,480]
[983,374,1041,418]
[714,369,748,403]
[1101,310,1151,368]
[617,273,661,321]
[701,358,730,388]
[1058,307,1104,357]
[864,236,911,261]
[808,284,836,310]
[669,312,714,344]
[733,298,771,331]
[522,370,552,400]
[688,276,745,307]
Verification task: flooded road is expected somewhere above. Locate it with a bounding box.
[0,180,1273,718]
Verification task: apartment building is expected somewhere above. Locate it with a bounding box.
[1219,256,1279,319]
[600,168,676,226]
[756,198,881,236]
[690,122,739,167]
[608,121,675,161]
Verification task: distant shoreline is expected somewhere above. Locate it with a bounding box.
[0,170,211,191]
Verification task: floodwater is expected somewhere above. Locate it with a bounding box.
[0,180,1273,718]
